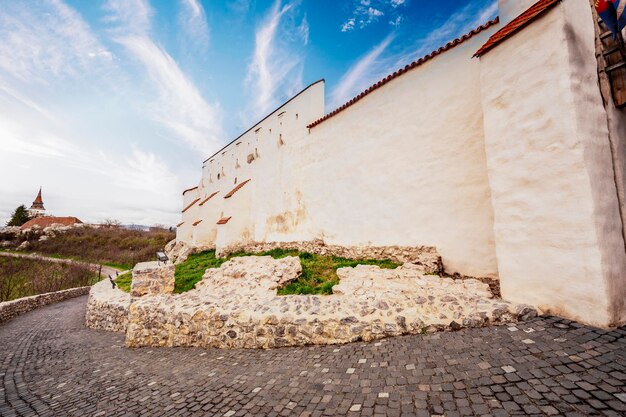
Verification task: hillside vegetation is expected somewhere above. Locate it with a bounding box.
[8,226,175,270]
[0,257,98,302]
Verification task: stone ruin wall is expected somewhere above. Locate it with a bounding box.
[218,240,443,274]
[0,286,91,324]
[85,256,538,349]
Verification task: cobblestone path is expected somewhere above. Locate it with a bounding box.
[0,296,625,417]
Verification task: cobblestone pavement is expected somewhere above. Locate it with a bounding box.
[0,296,625,417]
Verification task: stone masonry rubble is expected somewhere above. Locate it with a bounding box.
[86,254,538,349]
[219,239,443,273]
[130,261,175,297]
[84,280,130,332]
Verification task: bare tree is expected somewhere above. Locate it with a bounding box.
[102,219,122,228]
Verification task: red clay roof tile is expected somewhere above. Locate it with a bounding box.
[181,198,200,213]
[198,191,219,206]
[307,18,499,129]
[474,0,560,57]
[217,216,232,225]
[224,179,251,199]
[21,216,82,230]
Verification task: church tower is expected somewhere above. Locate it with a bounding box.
[28,187,46,218]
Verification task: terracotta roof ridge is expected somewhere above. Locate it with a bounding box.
[20,216,82,229]
[307,17,499,129]
[224,179,251,199]
[199,191,219,206]
[181,198,200,213]
[217,216,232,225]
[473,0,560,58]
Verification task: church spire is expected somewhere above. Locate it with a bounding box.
[28,187,46,217]
[33,187,43,206]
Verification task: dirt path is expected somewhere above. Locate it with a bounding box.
[0,251,125,278]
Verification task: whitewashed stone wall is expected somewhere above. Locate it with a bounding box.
[175,0,626,328]
[479,0,626,327]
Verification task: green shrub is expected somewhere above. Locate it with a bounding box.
[115,272,132,293]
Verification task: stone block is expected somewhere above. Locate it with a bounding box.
[130,261,175,297]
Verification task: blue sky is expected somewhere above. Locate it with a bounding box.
[0,0,498,226]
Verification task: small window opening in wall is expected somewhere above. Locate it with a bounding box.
[217,173,220,179]
[278,134,284,146]
[234,177,238,184]
[235,158,241,169]
[269,128,272,134]
[254,127,261,133]
[255,147,259,157]
[236,142,241,146]
[277,111,286,118]
[296,113,299,119]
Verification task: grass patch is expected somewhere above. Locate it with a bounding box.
[172,249,400,295]
[115,272,132,293]
[117,249,400,295]
[174,250,229,293]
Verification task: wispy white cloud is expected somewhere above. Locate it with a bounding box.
[0,0,112,83]
[117,36,224,155]
[401,0,497,62]
[179,0,210,49]
[341,18,356,32]
[389,15,403,27]
[0,113,181,225]
[330,34,394,108]
[103,0,153,36]
[340,0,407,32]
[331,0,497,110]
[245,0,306,121]
[299,15,310,45]
[0,0,216,226]
[104,0,224,156]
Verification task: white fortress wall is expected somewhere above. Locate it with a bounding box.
[298,26,500,278]
[498,0,539,23]
[562,0,626,326]
[178,80,325,248]
[179,25,501,278]
[479,1,626,327]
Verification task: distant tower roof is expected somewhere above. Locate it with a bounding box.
[30,187,45,211]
